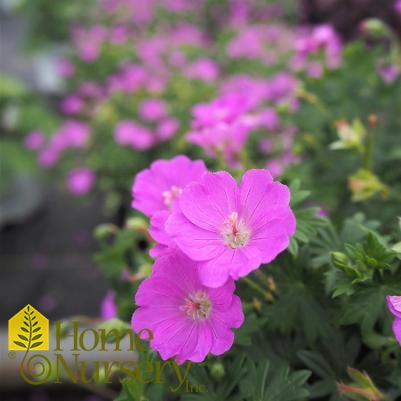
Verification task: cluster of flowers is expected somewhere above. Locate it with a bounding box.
[23,0,400,208]
[131,155,296,363]
[227,22,342,78]
[187,73,301,171]
[114,98,180,151]
[24,121,95,195]
[22,0,347,198]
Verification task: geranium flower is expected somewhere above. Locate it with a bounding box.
[387,296,401,345]
[66,168,95,196]
[132,251,244,364]
[24,131,45,151]
[166,169,296,287]
[114,120,155,150]
[139,98,167,122]
[132,155,207,218]
[156,117,180,140]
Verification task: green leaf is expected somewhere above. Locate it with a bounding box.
[32,334,42,341]
[18,334,29,342]
[31,342,43,349]
[288,181,328,256]
[239,360,311,401]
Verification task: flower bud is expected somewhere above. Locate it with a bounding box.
[368,114,378,127]
[210,361,225,379]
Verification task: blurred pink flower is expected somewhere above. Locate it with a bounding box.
[61,95,84,115]
[38,148,60,168]
[109,25,129,45]
[377,63,400,83]
[101,290,118,320]
[139,98,167,122]
[61,121,91,148]
[156,117,180,140]
[56,58,75,78]
[78,81,103,98]
[24,131,45,151]
[114,120,155,150]
[396,0,401,14]
[184,58,219,81]
[66,168,96,196]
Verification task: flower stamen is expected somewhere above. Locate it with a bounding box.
[221,211,250,248]
[162,185,183,208]
[181,291,212,320]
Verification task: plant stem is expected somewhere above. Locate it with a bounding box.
[242,276,269,298]
[76,380,118,400]
[364,127,374,171]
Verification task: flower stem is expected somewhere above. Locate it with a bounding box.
[364,127,374,171]
[242,276,270,298]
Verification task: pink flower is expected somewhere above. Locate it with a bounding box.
[132,155,207,218]
[132,251,244,364]
[187,94,257,164]
[56,58,75,78]
[66,168,95,196]
[295,24,342,69]
[109,25,129,45]
[187,124,248,165]
[184,58,219,81]
[61,95,84,115]
[387,296,401,345]
[78,81,102,98]
[73,25,107,63]
[307,61,323,78]
[149,213,178,258]
[377,63,400,84]
[101,290,117,320]
[118,63,147,94]
[396,0,401,15]
[114,121,155,150]
[166,169,296,287]
[138,98,167,122]
[38,148,60,168]
[24,131,45,151]
[265,158,284,177]
[79,43,101,63]
[266,73,299,102]
[156,117,180,140]
[258,108,280,131]
[191,94,253,129]
[61,121,91,148]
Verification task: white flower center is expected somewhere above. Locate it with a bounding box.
[221,211,250,248]
[181,291,212,320]
[162,185,183,208]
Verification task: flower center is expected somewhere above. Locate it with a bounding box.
[162,185,183,209]
[181,291,212,320]
[221,211,250,249]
